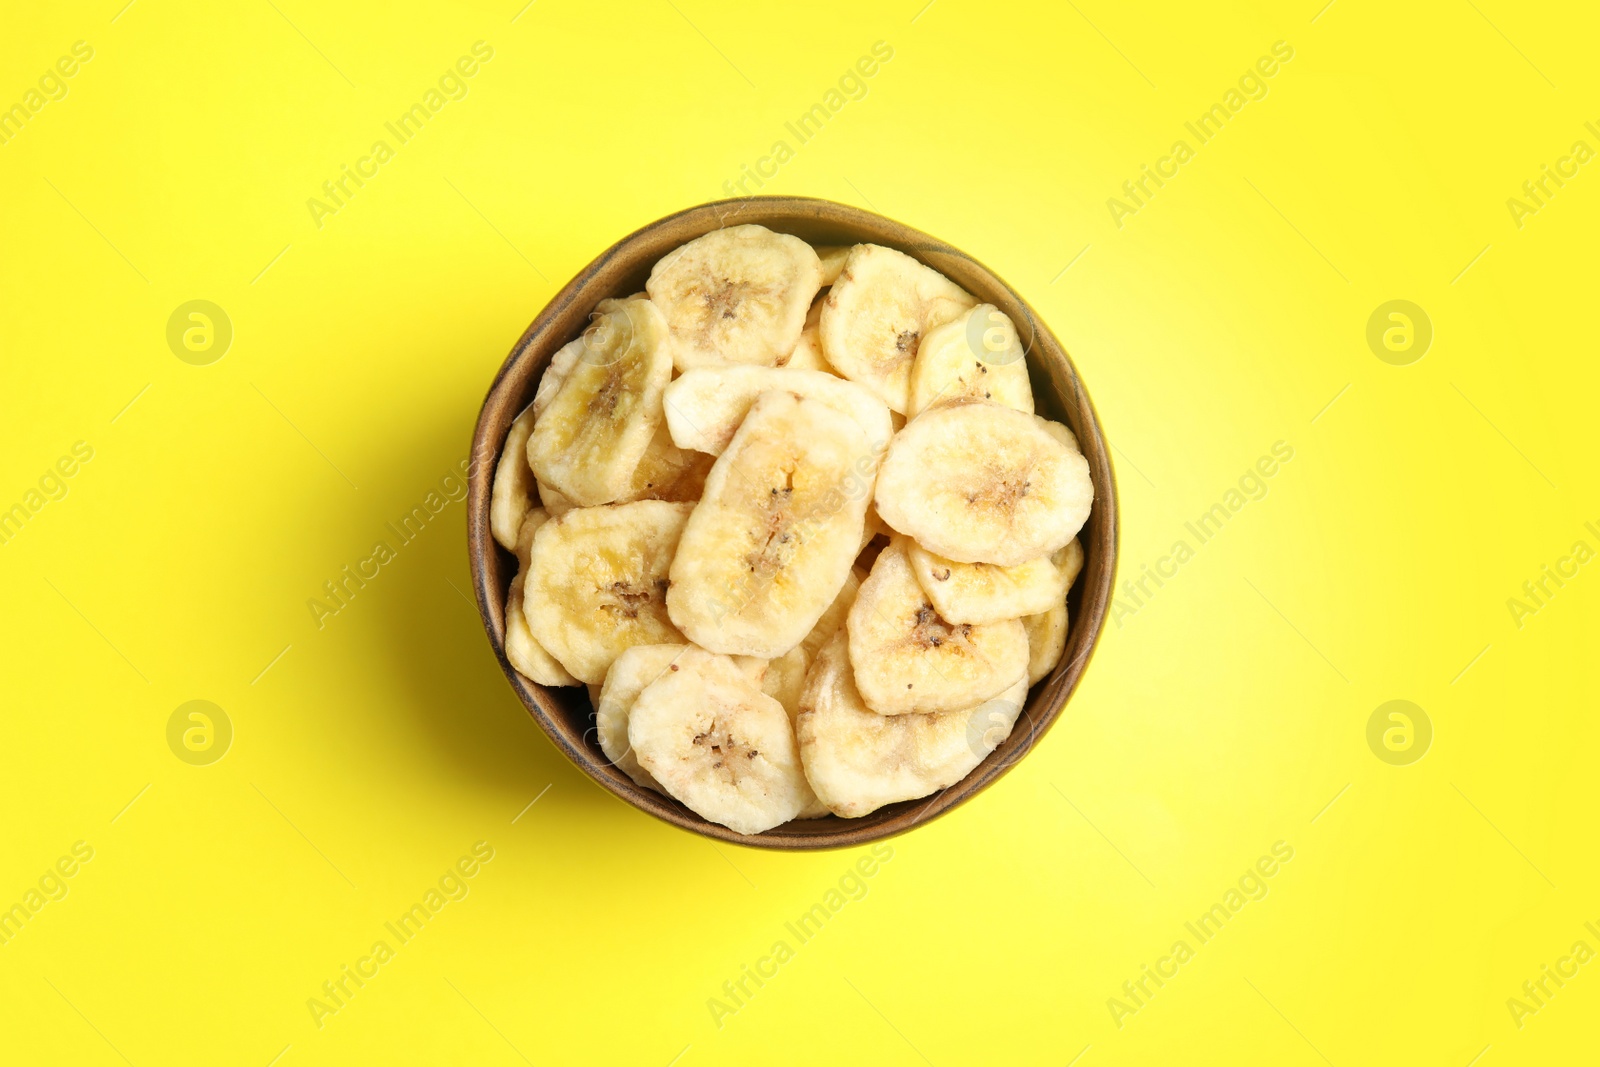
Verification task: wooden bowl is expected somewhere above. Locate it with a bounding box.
[468,197,1118,850]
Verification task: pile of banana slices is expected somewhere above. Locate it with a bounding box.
[489,224,1095,835]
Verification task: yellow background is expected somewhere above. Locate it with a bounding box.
[2,0,1596,1063]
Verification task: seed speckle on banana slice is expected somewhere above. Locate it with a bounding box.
[504,509,578,686]
[596,643,692,793]
[490,402,538,551]
[820,244,976,414]
[797,632,1027,819]
[646,224,823,372]
[628,647,811,834]
[907,537,1081,625]
[876,400,1092,566]
[528,297,672,506]
[847,539,1028,715]
[663,366,892,458]
[523,500,692,684]
[906,304,1034,418]
[1023,600,1069,685]
[667,391,875,658]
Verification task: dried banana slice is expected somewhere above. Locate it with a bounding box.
[796,632,1027,818]
[667,391,874,659]
[907,537,1082,625]
[532,337,584,421]
[798,565,864,663]
[662,366,892,458]
[819,244,975,414]
[528,297,672,506]
[490,402,537,551]
[906,304,1034,418]
[628,647,810,834]
[504,509,578,686]
[814,244,850,286]
[1023,601,1069,685]
[535,478,575,517]
[846,540,1028,715]
[616,423,715,504]
[596,643,692,793]
[1037,415,1081,454]
[876,400,1092,566]
[523,500,692,684]
[778,297,831,372]
[646,224,823,372]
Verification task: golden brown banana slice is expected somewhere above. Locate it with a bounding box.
[906,537,1082,625]
[662,366,892,458]
[490,402,538,551]
[796,632,1027,818]
[646,224,823,372]
[523,500,692,684]
[846,540,1028,715]
[667,391,875,658]
[1023,601,1069,685]
[819,244,975,414]
[906,304,1034,418]
[876,400,1092,566]
[528,297,672,506]
[595,643,692,793]
[628,647,810,834]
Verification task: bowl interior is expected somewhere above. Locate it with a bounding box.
[469,197,1118,850]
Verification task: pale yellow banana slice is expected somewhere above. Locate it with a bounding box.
[1037,415,1081,454]
[757,643,830,818]
[1023,601,1069,685]
[535,478,575,517]
[906,304,1034,418]
[846,540,1028,715]
[628,647,810,834]
[778,297,831,372]
[667,391,874,658]
[796,632,1027,818]
[532,337,584,421]
[907,537,1082,625]
[646,224,823,372]
[876,400,1093,566]
[814,245,850,286]
[504,509,578,686]
[490,402,538,551]
[523,500,692,684]
[662,366,892,458]
[528,297,672,506]
[596,643,692,793]
[798,565,864,663]
[819,244,976,414]
[615,423,715,504]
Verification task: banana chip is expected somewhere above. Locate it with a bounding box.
[906,304,1034,418]
[667,391,875,658]
[820,244,975,414]
[846,539,1028,715]
[490,402,538,551]
[797,632,1026,818]
[647,224,823,372]
[662,366,892,458]
[876,399,1092,566]
[907,537,1082,625]
[629,647,812,834]
[529,297,672,506]
[523,500,692,684]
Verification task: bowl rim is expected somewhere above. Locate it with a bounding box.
[468,195,1119,851]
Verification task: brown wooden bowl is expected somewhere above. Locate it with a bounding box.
[468,196,1118,851]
